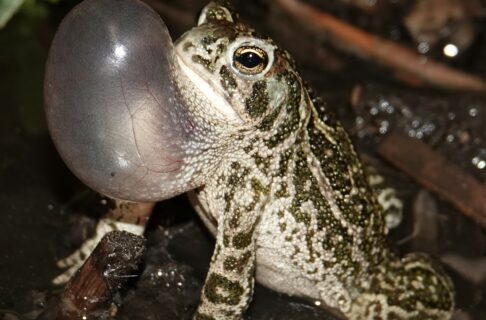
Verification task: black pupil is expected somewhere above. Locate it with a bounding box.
[237,51,263,68]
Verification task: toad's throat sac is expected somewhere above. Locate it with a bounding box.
[44,0,209,202]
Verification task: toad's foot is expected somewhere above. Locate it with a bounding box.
[366,166,403,231]
[53,218,145,285]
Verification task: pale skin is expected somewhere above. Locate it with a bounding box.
[53,1,454,319]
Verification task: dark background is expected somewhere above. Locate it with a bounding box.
[0,0,484,319]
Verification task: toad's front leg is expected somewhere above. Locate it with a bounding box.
[195,209,260,320]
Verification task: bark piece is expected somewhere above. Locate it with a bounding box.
[39,231,146,320]
[378,131,486,228]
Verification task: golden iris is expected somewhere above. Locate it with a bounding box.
[233,46,268,75]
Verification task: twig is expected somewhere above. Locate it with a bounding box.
[337,0,387,13]
[377,131,486,228]
[274,0,486,91]
[39,231,146,320]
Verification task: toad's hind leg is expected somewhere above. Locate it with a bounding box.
[53,199,155,285]
[351,253,454,320]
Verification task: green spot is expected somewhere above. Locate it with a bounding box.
[223,251,252,273]
[277,148,293,177]
[251,177,269,195]
[201,35,217,47]
[290,246,301,259]
[245,80,269,118]
[220,65,237,95]
[194,313,215,320]
[258,107,280,131]
[275,181,289,198]
[192,55,214,72]
[204,273,244,306]
[229,208,242,228]
[232,217,260,249]
[223,234,230,247]
[253,153,270,173]
[307,268,318,275]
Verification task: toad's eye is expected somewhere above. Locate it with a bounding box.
[233,46,268,75]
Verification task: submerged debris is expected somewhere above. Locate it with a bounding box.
[38,231,146,320]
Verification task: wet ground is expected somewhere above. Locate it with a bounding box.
[0,0,485,319]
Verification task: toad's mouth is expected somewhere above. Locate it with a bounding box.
[44,0,216,202]
[175,54,244,125]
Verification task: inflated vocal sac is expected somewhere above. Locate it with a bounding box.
[45,0,195,202]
